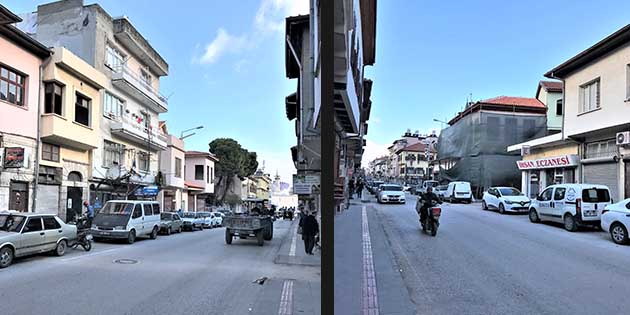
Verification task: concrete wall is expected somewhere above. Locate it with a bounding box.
[524,143,578,160]
[160,135,185,189]
[184,156,215,194]
[546,91,563,131]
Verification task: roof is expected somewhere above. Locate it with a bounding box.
[184,181,204,190]
[539,81,563,92]
[448,96,546,125]
[360,0,377,66]
[0,5,50,59]
[0,4,21,24]
[545,24,630,79]
[285,14,309,79]
[506,133,564,153]
[185,150,219,162]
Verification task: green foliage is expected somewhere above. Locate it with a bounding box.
[223,194,241,207]
[208,138,258,202]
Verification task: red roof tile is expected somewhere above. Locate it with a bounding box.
[539,81,563,92]
[479,96,545,109]
[185,181,205,190]
[185,150,219,162]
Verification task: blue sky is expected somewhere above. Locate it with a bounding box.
[4,0,308,183]
[362,0,630,162]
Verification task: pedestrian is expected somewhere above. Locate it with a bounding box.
[83,200,94,229]
[348,179,355,199]
[356,179,364,198]
[302,210,319,255]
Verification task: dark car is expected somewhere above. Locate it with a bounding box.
[160,212,183,235]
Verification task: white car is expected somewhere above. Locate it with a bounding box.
[211,212,223,227]
[377,184,406,204]
[601,198,630,245]
[482,187,531,214]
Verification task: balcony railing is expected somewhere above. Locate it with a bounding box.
[111,65,168,112]
[110,114,168,149]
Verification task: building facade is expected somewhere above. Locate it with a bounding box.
[184,151,216,212]
[158,123,186,212]
[253,170,272,200]
[535,80,564,133]
[0,5,50,213]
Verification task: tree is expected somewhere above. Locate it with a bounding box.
[224,194,242,210]
[209,138,258,203]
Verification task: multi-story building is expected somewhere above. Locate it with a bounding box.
[253,170,272,200]
[184,151,216,212]
[157,122,186,212]
[535,80,564,133]
[0,5,50,213]
[22,0,169,207]
[395,141,437,185]
[511,24,630,201]
[39,47,106,221]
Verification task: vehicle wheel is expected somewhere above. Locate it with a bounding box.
[529,208,540,223]
[167,227,172,235]
[127,229,136,244]
[563,214,578,232]
[0,246,14,268]
[225,228,232,245]
[178,226,182,233]
[256,230,264,246]
[499,203,506,214]
[55,240,67,256]
[610,223,629,245]
[82,240,92,252]
[482,201,488,210]
[263,226,272,241]
[150,226,158,239]
[431,221,438,237]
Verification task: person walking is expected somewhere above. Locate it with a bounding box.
[302,211,319,255]
[348,179,355,200]
[83,200,94,228]
[356,178,364,198]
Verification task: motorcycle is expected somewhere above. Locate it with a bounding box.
[419,199,442,237]
[68,215,93,251]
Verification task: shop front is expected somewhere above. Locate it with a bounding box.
[517,154,579,198]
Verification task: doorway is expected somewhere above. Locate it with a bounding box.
[66,187,83,222]
[9,181,29,212]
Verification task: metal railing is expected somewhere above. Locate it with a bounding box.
[113,114,168,143]
[112,65,167,104]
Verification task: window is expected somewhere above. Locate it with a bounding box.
[44,82,63,115]
[105,44,124,70]
[42,143,60,162]
[579,79,600,113]
[103,140,124,167]
[23,217,43,232]
[143,204,152,216]
[138,152,149,172]
[553,188,566,201]
[75,93,91,126]
[207,166,210,183]
[103,92,124,118]
[540,188,553,201]
[175,158,182,178]
[132,205,143,219]
[195,165,204,180]
[140,68,152,86]
[0,65,26,106]
[43,216,61,230]
[556,99,563,116]
[152,203,161,215]
[585,139,617,159]
[582,188,610,203]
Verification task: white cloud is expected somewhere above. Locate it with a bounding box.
[362,139,390,165]
[254,0,309,34]
[195,28,248,64]
[234,59,250,73]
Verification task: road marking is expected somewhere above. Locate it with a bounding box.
[289,222,298,256]
[278,279,294,315]
[60,247,120,262]
[362,206,380,315]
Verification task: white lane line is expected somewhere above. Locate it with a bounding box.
[362,206,380,315]
[289,222,298,256]
[60,247,120,262]
[278,280,294,315]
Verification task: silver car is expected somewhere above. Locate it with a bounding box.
[0,211,77,268]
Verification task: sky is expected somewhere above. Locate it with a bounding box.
[4,0,309,184]
[362,0,630,164]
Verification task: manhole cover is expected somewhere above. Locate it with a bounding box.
[113,259,139,264]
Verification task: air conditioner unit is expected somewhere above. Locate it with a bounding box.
[616,131,630,146]
[521,145,531,156]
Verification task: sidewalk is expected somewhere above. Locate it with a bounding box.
[334,199,415,315]
[274,218,321,267]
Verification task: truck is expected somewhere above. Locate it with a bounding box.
[415,180,440,196]
[224,198,274,246]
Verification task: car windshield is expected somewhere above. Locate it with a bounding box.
[426,181,438,187]
[582,188,610,202]
[499,188,521,196]
[183,213,195,218]
[99,202,133,215]
[382,185,403,191]
[161,213,172,220]
[436,185,447,191]
[0,214,26,232]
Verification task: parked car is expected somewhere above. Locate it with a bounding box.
[445,181,472,203]
[211,212,223,227]
[0,211,78,268]
[434,185,448,200]
[160,212,183,235]
[601,198,630,244]
[370,181,384,194]
[529,184,612,232]
[482,187,531,214]
[91,200,161,244]
[377,184,406,204]
[197,212,214,229]
[181,212,203,231]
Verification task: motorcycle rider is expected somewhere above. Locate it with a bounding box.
[417,186,441,225]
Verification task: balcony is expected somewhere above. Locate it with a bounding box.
[111,65,168,113]
[113,17,168,76]
[110,115,168,150]
[40,114,98,151]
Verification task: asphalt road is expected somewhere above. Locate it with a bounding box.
[336,192,630,315]
[1,218,320,315]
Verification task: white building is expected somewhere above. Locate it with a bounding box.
[184,151,217,211]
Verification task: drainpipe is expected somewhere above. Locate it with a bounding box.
[286,34,303,150]
[32,54,53,213]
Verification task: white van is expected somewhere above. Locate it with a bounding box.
[445,181,472,203]
[91,200,162,244]
[528,183,612,232]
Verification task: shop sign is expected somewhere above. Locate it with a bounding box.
[517,154,579,170]
[3,147,24,168]
[135,185,159,197]
[293,174,320,195]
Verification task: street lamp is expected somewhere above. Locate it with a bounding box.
[433,118,448,129]
[180,126,204,140]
